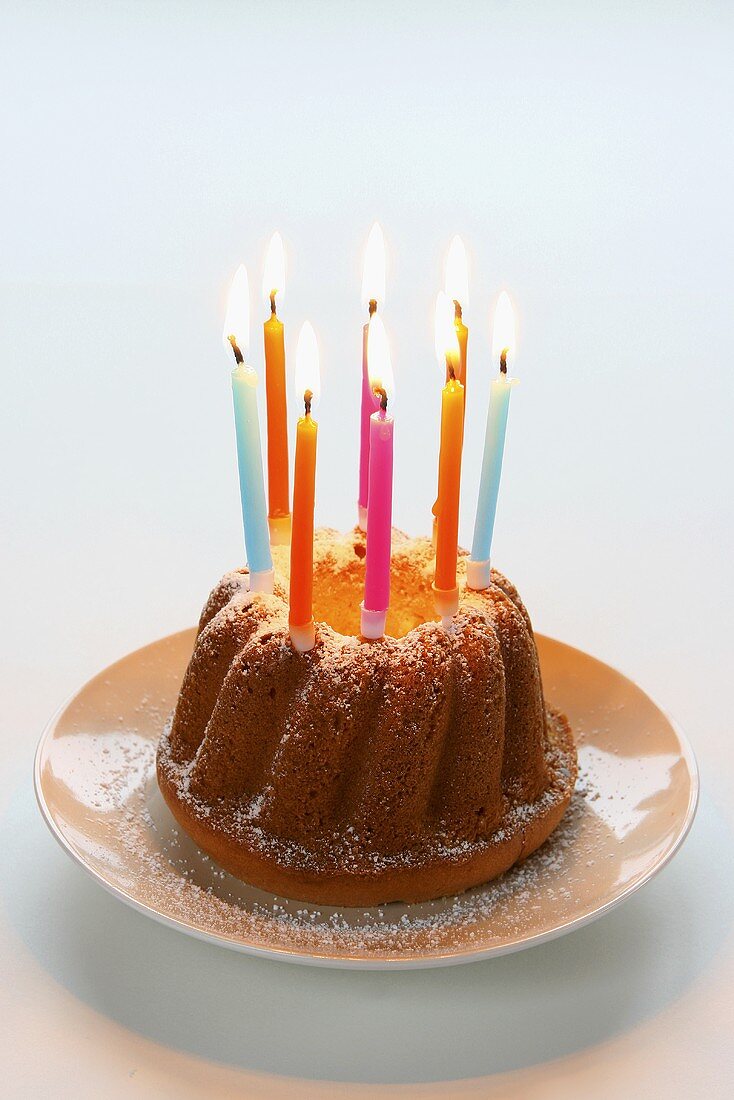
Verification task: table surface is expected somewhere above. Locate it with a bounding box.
[1,3,733,1097]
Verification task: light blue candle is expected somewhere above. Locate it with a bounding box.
[232,362,273,585]
[468,292,518,591]
[224,263,273,591]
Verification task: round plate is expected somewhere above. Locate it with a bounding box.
[34,629,698,969]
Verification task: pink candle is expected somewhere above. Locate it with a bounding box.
[361,313,395,640]
[358,318,379,530]
[362,407,394,633]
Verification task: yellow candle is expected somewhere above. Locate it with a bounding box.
[262,232,290,545]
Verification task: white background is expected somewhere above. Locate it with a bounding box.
[1,2,733,1096]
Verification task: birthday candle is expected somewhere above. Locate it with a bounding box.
[432,292,464,626]
[358,222,386,531]
[262,232,291,545]
[361,313,395,640]
[432,236,470,550]
[289,322,320,653]
[223,265,273,591]
[467,292,518,591]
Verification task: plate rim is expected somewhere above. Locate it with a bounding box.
[33,629,700,970]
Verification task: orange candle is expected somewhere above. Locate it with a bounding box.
[262,232,291,545]
[433,292,464,624]
[432,237,469,549]
[289,322,320,653]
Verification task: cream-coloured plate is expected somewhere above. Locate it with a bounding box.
[34,630,698,969]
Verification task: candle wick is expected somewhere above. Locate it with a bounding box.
[454,299,462,321]
[446,355,456,382]
[304,389,313,416]
[374,386,388,412]
[368,299,377,317]
[228,334,244,365]
[500,348,508,375]
[270,290,277,316]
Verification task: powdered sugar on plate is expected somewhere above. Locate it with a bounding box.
[35,627,697,966]
[57,728,604,961]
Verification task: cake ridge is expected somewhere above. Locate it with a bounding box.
[158,527,577,905]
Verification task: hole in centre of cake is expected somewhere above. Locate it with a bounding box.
[274,529,438,639]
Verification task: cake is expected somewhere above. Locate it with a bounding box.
[157,528,576,906]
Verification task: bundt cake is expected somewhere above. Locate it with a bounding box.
[157,528,576,906]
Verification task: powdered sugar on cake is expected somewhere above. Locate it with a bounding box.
[93,731,596,957]
[155,528,577,906]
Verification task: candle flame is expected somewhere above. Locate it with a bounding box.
[223,264,250,357]
[361,222,386,308]
[295,321,321,408]
[444,235,469,308]
[492,291,516,368]
[262,231,286,306]
[367,313,395,403]
[434,291,460,366]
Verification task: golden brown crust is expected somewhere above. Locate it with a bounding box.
[157,712,575,906]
